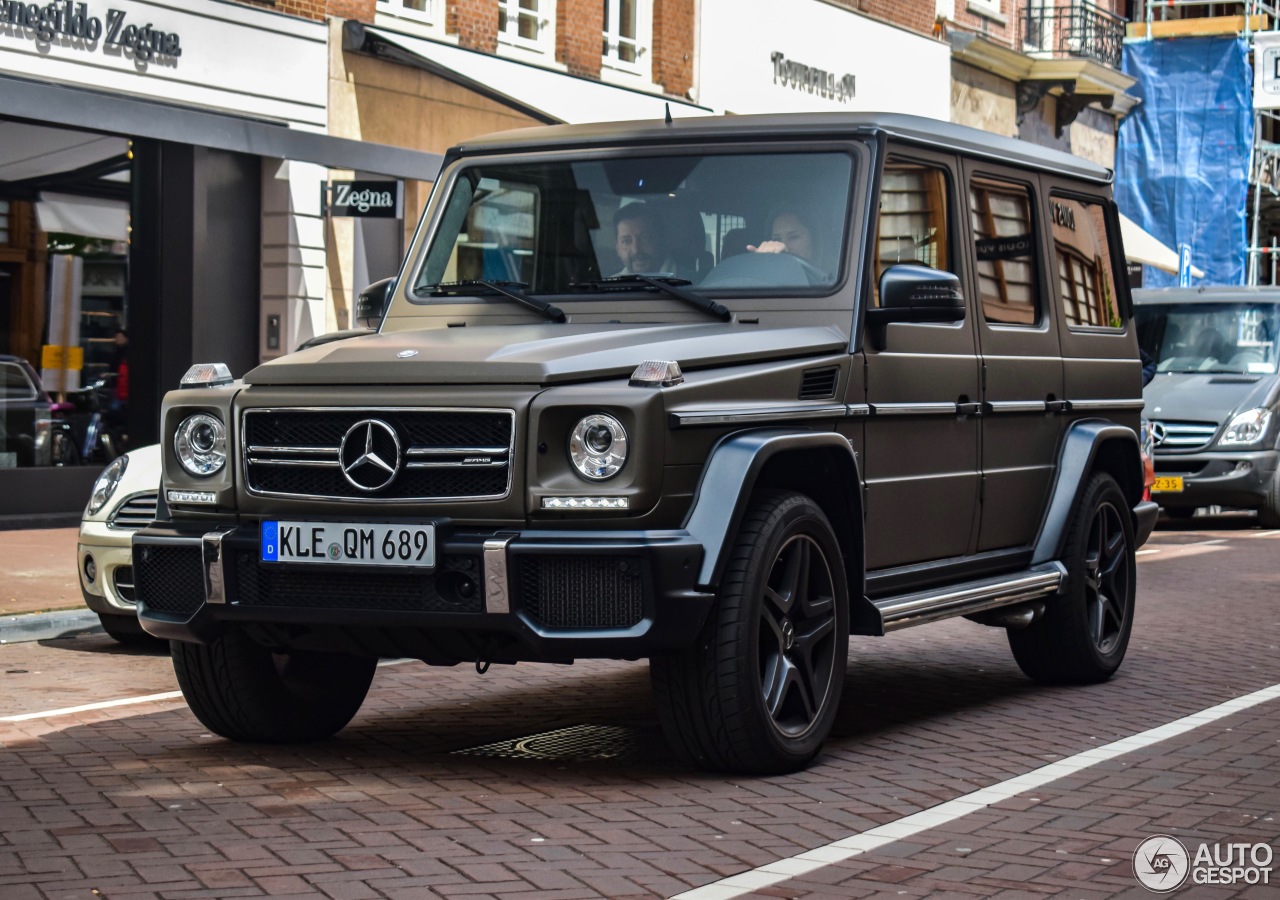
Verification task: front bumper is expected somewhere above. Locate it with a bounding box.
[132,520,712,663]
[1151,448,1279,510]
[78,521,139,616]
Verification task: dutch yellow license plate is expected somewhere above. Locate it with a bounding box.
[1151,476,1184,493]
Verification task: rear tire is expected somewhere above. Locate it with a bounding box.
[1009,473,1135,684]
[171,629,376,742]
[650,490,849,774]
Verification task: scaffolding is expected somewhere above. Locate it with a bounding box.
[1131,0,1280,284]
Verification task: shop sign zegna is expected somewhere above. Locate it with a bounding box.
[0,1,182,62]
[324,180,402,219]
[770,50,855,103]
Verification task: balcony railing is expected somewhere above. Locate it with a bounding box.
[1024,2,1127,70]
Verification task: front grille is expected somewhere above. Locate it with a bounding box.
[242,408,515,501]
[109,492,158,530]
[233,552,484,613]
[1151,420,1219,451]
[519,555,645,629]
[134,545,204,615]
[114,565,136,604]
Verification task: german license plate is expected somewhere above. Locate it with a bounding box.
[261,521,435,568]
[1151,476,1184,493]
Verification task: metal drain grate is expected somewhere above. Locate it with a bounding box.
[452,724,648,762]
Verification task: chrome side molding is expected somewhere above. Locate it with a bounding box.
[873,562,1066,632]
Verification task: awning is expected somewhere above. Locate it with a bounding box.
[345,22,714,125]
[0,72,442,182]
[36,193,129,241]
[1119,212,1205,278]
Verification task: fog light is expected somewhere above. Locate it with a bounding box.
[1235,460,1253,473]
[84,555,96,584]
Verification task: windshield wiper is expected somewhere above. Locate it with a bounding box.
[572,275,731,322]
[423,280,565,323]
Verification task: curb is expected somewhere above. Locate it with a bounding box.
[0,609,103,644]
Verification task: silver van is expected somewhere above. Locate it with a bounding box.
[1135,287,1280,524]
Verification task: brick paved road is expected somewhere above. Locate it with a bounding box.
[1,515,1277,899]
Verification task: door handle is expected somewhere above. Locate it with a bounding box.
[1045,400,1071,414]
[956,401,983,416]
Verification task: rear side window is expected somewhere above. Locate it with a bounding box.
[970,176,1038,326]
[1051,195,1121,329]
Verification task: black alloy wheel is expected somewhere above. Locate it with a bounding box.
[651,490,849,774]
[1009,472,1136,684]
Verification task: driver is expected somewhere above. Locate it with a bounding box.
[747,209,819,263]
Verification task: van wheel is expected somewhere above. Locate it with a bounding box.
[650,490,849,774]
[1009,473,1135,684]
[1257,471,1280,528]
[171,629,376,742]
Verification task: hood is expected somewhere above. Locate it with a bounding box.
[245,322,849,386]
[1143,372,1277,424]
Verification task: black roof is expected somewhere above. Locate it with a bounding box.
[1134,287,1280,305]
[453,112,1113,184]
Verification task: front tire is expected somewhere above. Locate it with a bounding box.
[1256,469,1280,529]
[171,629,376,742]
[651,490,849,774]
[1009,473,1135,684]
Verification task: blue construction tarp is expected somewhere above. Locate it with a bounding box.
[1115,37,1253,287]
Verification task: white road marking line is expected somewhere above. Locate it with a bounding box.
[1250,530,1280,538]
[1136,549,1161,556]
[0,658,417,723]
[0,691,184,723]
[670,683,1280,900]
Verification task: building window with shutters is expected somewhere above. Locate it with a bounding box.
[602,0,652,81]
[499,0,554,56]
[375,0,437,26]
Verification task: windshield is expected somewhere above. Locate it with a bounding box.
[413,150,855,300]
[1137,302,1280,374]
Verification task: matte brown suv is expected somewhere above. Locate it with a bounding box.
[134,113,1158,774]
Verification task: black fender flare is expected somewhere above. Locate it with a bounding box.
[1032,420,1147,565]
[683,428,865,606]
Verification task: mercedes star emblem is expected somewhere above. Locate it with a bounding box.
[339,419,402,491]
[1150,421,1167,447]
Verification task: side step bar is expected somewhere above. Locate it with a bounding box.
[872,562,1066,632]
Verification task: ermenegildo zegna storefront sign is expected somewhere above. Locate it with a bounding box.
[323,180,402,218]
[770,51,855,103]
[0,0,182,61]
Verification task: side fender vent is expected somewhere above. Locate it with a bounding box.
[799,366,839,400]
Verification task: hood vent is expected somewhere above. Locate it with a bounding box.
[1209,375,1261,385]
[799,366,839,400]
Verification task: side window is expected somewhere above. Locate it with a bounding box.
[875,161,950,304]
[1051,195,1122,329]
[969,176,1039,326]
[441,178,538,285]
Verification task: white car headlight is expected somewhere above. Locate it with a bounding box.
[569,414,628,480]
[175,414,227,476]
[1218,408,1272,447]
[86,454,129,516]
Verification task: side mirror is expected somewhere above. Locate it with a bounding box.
[355,277,395,328]
[865,265,965,350]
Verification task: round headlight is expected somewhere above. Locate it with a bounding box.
[175,414,227,476]
[86,454,129,516]
[569,414,628,480]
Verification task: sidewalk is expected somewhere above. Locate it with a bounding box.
[0,527,84,616]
